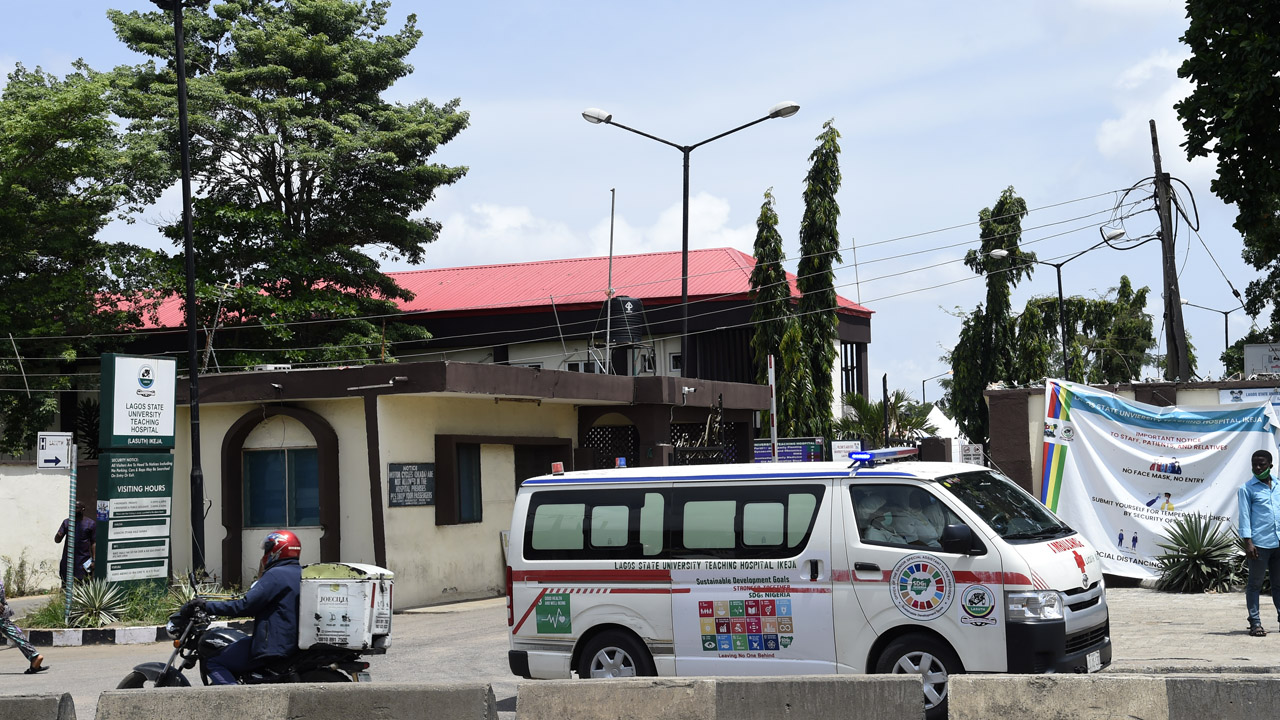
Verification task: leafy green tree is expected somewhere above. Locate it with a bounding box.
[1078,276,1156,383]
[749,188,791,387]
[946,186,1034,447]
[795,120,842,438]
[0,63,168,454]
[777,319,819,437]
[108,0,469,369]
[834,390,937,449]
[1177,1,1280,338]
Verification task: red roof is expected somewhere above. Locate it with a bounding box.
[145,247,871,327]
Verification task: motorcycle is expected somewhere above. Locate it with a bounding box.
[117,603,378,688]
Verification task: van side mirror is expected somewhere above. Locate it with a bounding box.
[940,524,976,555]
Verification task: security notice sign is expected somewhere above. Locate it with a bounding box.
[97,452,174,584]
[99,354,177,450]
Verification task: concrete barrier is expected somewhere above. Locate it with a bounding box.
[951,674,1280,720]
[950,674,1169,720]
[516,676,922,720]
[0,693,76,720]
[96,682,496,720]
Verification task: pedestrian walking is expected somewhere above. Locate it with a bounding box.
[1239,449,1280,637]
[55,502,96,581]
[0,577,47,673]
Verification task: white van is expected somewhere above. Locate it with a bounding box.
[506,450,1111,719]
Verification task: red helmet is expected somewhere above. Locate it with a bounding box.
[260,530,301,572]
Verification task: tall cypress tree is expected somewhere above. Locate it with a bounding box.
[796,120,842,438]
[749,189,790,386]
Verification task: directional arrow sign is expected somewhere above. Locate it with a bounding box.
[37,432,73,471]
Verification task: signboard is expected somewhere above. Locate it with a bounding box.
[959,444,984,465]
[99,354,177,450]
[1220,387,1280,410]
[1041,379,1280,579]
[36,432,73,471]
[752,437,825,463]
[97,452,174,585]
[831,440,863,461]
[1244,344,1280,376]
[388,463,435,507]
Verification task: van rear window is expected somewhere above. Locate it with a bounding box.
[523,485,824,561]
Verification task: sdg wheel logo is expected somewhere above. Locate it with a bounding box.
[890,553,954,621]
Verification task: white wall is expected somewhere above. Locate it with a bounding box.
[377,394,577,608]
[0,464,72,592]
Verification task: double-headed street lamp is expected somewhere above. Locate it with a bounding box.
[150,0,204,573]
[581,102,800,378]
[1181,298,1243,362]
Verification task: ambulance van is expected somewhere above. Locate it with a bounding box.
[506,449,1111,719]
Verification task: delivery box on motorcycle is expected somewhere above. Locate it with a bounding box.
[298,562,394,652]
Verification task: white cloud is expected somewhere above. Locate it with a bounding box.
[1096,49,1217,186]
[423,192,755,271]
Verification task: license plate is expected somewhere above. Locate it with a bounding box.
[1086,650,1101,673]
[356,672,372,683]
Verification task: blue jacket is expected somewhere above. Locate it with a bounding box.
[1238,476,1280,550]
[205,558,301,660]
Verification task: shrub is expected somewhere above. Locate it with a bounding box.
[70,578,128,628]
[2,550,54,597]
[1154,513,1244,593]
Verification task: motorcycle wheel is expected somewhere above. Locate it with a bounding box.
[297,668,352,683]
[117,671,190,688]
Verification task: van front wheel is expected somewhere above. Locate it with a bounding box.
[875,633,961,720]
[576,631,655,678]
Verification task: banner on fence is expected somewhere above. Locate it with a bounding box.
[1040,380,1280,579]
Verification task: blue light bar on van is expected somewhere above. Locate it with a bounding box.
[848,446,918,468]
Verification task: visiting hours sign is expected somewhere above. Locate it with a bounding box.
[1040,380,1280,580]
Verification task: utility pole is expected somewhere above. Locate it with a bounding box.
[1150,120,1191,382]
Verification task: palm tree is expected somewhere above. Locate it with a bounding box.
[834,390,938,449]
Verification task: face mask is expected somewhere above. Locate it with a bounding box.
[1256,469,1273,481]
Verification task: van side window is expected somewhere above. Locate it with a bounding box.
[525,489,666,560]
[531,502,585,551]
[590,505,629,547]
[684,501,737,549]
[672,485,825,560]
[743,502,784,546]
[851,484,963,550]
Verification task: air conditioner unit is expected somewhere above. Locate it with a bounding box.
[251,364,292,372]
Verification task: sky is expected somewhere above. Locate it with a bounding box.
[1,0,1263,402]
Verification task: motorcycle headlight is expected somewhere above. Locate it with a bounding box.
[166,619,182,638]
[1006,590,1064,622]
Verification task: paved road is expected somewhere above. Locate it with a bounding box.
[4,586,1280,719]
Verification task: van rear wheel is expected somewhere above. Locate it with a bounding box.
[875,633,961,720]
[576,631,654,678]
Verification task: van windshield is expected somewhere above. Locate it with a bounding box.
[937,470,1074,542]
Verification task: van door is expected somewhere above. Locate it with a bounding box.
[670,481,836,675]
[841,481,1007,673]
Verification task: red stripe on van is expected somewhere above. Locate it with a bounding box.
[512,569,671,583]
[512,588,547,635]
[847,570,1033,586]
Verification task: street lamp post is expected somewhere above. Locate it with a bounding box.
[582,102,800,378]
[995,228,1125,382]
[921,370,952,405]
[151,0,204,573]
[1181,299,1242,363]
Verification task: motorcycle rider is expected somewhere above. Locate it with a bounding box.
[186,530,302,685]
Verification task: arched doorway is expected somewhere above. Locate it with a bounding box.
[220,406,339,587]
